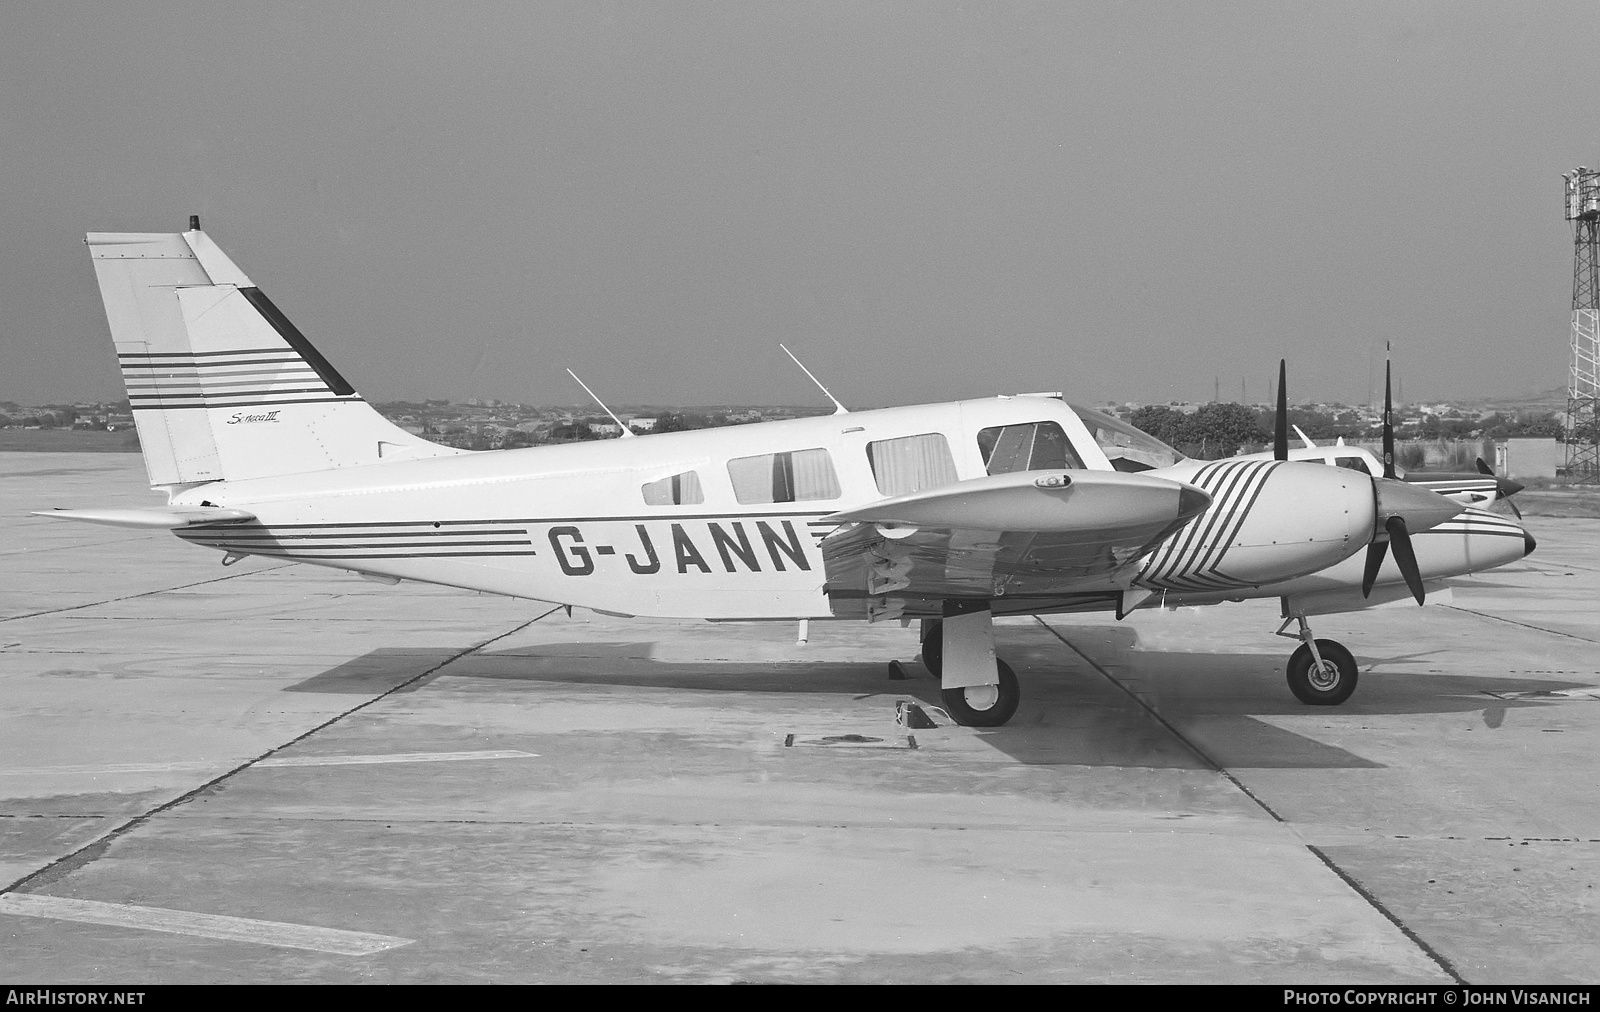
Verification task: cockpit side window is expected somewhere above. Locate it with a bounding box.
[642,470,705,505]
[1068,404,1186,471]
[976,421,1085,475]
[1335,456,1372,476]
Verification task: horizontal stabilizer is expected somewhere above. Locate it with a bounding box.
[31,507,257,530]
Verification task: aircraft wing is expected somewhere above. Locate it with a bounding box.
[30,507,258,530]
[819,470,1210,618]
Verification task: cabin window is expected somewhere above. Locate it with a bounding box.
[866,433,959,497]
[641,470,705,506]
[977,421,1084,475]
[1335,456,1372,475]
[727,448,841,504]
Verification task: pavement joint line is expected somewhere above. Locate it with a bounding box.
[1441,605,1600,645]
[74,809,1600,844]
[0,607,560,897]
[0,893,412,956]
[1525,560,1600,576]
[0,534,156,557]
[1032,616,1467,986]
[256,749,539,768]
[0,814,111,820]
[0,750,542,777]
[160,814,1269,833]
[0,563,300,623]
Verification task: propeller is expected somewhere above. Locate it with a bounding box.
[1474,455,1525,520]
[1360,350,1458,604]
[1273,359,1288,461]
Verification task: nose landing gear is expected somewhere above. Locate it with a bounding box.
[1277,612,1358,705]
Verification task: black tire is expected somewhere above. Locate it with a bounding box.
[920,620,943,677]
[1286,639,1358,706]
[940,658,1020,727]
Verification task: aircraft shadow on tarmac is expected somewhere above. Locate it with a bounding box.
[280,627,1593,772]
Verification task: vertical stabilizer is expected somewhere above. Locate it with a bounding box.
[87,226,463,491]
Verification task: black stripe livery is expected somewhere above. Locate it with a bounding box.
[238,288,356,396]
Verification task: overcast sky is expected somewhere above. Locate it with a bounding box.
[3,2,1598,409]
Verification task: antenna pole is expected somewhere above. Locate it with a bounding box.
[1563,167,1600,482]
[779,344,848,415]
[565,369,636,438]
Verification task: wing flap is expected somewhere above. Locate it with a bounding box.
[31,507,258,530]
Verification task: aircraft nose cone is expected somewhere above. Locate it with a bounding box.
[1524,530,1538,557]
[1372,476,1462,533]
[1498,476,1525,498]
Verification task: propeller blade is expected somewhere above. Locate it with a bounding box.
[1361,539,1388,598]
[1381,350,1396,479]
[1385,515,1426,604]
[1472,455,1525,516]
[1274,359,1288,461]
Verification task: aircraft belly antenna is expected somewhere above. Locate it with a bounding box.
[779,344,848,414]
[566,369,636,438]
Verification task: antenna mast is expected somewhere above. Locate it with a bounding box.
[779,344,848,414]
[1563,168,1600,482]
[565,369,636,438]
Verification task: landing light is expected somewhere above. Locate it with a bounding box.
[1033,474,1073,489]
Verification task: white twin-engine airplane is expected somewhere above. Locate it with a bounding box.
[37,222,1536,727]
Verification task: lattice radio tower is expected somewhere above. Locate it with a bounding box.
[1563,168,1600,482]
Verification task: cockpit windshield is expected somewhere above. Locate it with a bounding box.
[1069,404,1187,472]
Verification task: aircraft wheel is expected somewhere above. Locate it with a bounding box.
[920,620,943,677]
[1286,640,1358,706]
[940,659,1019,727]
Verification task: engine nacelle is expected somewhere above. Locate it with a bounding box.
[1137,458,1372,592]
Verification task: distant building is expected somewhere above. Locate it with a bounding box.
[1500,437,1562,480]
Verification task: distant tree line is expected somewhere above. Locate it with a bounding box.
[1127,404,1267,458]
[0,407,78,428]
[1125,403,1567,460]
[651,411,740,433]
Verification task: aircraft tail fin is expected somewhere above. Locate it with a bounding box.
[87,224,463,492]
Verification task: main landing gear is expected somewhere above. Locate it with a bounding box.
[915,612,1020,727]
[903,605,1358,722]
[1277,613,1358,706]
